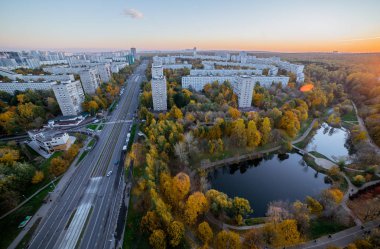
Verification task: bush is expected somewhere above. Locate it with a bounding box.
[353,175,366,187]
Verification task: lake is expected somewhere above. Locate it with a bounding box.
[209,153,331,217]
[305,122,353,162]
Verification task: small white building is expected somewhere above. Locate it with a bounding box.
[28,130,75,154]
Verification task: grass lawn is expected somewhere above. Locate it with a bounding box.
[341,110,358,122]
[123,197,150,249]
[244,217,266,226]
[23,151,62,198]
[76,151,89,165]
[308,218,350,239]
[0,186,53,249]
[88,139,96,147]
[309,151,333,162]
[86,124,99,131]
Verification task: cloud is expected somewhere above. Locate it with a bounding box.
[123,8,144,19]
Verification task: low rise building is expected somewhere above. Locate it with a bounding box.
[28,130,74,154]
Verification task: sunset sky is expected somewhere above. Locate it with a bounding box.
[1,0,380,52]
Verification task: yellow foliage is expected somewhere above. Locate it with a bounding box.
[168,220,184,247]
[198,221,213,245]
[215,230,241,249]
[31,170,44,184]
[184,192,209,225]
[149,229,166,249]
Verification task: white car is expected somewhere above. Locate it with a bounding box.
[127,133,131,139]
[106,171,113,177]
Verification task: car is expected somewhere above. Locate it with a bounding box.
[114,161,119,165]
[122,145,127,151]
[127,133,131,138]
[93,119,99,123]
[106,171,113,177]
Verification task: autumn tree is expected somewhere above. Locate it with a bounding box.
[141,211,161,233]
[243,229,263,249]
[49,157,69,176]
[31,170,44,184]
[215,230,241,249]
[184,192,209,225]
[149,229,166,249]
[260,117,272,145]
[168,220,184,247]
[231,119,247,147]
[198,221,213,245]
[264,219,302,247]
[231,197,252,224]
[278,110,300,138]
[206,189,232,216]
[306,196,323,215]
[228,107,241,120]
[246,120,261,148]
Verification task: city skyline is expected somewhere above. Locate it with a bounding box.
[1,0,380,53]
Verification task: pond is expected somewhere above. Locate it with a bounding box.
[305,122,353,162]
[209,153,331,217]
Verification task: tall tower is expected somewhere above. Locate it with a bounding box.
[193,47,197,57]
[151,61,167,111]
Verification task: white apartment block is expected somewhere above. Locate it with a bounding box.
[151,62,167,111]
[25,58,40,69]
[190,69,262,76]
[234,76,255,108]
[182,76,235,91]
[153,56,176,64]
[43,66,85,75]
[182,75,289,107]
[95,63,112,83]
[52,80,85,116]
[0,81,56,94]
[0,68,75,82]
[79,68,100,94]
[163,64,192,70]
[22,74,75,82]
[110,62,128,73]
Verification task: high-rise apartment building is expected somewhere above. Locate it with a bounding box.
[151,61,167,111]
[79,68,100,94]
[52,80,85,116]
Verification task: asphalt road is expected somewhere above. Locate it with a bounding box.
[27,61,148,249]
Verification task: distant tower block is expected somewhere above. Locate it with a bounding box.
[193,47,197,57]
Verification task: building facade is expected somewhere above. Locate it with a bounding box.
[151,62,167,111]
[28,130,72,154]
[79,68,100,94]
[0,81,56,94]
[52,80,85,116]
[95,63,112,83]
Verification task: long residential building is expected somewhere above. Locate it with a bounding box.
[52,80,85,116]
[190,69,262,76]
[0,81,56,94]
[182,75,289,92]
[79,68,101,94]
[0,68,74,81]
[151,61,167,111]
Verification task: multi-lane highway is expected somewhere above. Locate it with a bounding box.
[27,61,148,249]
